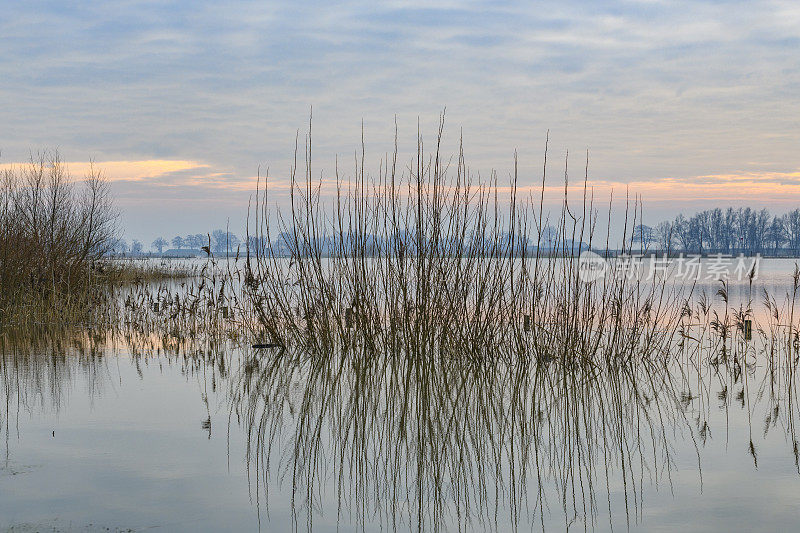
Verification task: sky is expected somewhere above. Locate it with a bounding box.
[1,0,799,246]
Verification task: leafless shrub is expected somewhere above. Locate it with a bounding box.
[0,150,118,324]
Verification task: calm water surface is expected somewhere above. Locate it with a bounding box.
[3,258,800,531]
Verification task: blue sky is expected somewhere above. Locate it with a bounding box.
[2,1,799,244]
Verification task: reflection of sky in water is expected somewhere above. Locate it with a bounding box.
[0,349,275,531]
[3,259,800,531]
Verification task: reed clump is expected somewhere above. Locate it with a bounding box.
[114,255,248,346]
[233,117,695,530]
[242,116,685,366]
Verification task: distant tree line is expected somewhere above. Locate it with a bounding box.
[111,207,800,258]
[634,207,800,255]
[225,207,800,258]
[109,230,241,256]
[241,229,585,257]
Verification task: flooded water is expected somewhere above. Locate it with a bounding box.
[3,258,800,531]
[0,343,266,531]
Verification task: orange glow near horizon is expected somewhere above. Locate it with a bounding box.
[3,159,800,205]
[0,159,208,182]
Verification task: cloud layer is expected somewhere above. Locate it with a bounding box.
[1,1,798,241]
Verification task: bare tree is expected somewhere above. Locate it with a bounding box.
[152,237,168,253]
[0,149,118,313]
[655,221,673,253]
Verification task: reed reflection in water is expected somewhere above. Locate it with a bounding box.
[232,271,800,531]
[5,266,800,530]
